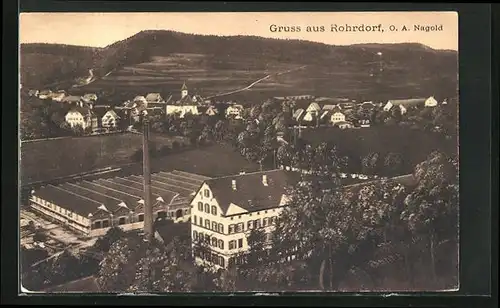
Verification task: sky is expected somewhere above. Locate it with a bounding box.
[20,12,458,50]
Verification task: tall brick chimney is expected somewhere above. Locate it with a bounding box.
[142,111,153,242]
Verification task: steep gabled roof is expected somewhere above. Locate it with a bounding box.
[205,170,298,215]
[62,96,82,103]
[103,109,120,119]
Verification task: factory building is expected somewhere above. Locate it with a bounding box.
[29,170,210,237]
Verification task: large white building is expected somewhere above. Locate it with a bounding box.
[190,170,294,270]
[166,83,202,117]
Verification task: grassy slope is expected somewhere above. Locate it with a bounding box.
[21,135,259,184]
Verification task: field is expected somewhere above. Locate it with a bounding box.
[300,126,457,173]
[21,133,260,185]
[118,144,261,178]
[80,52,457,104]
[20,133,188,185]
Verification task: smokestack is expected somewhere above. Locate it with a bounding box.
[142,112,154,242]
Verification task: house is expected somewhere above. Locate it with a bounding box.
[330,111,346,125]
[322,104,338,112]
[442,99,448,105]
[50,91,67,102]
[225,104,244,119]
[205,105,219,116]
[62,95,83,105]
[82,93,98,102]
[101,110,121,129]
[292,108,305,121]
[334,121,353,129]
[383,98,427,114]
[146,93,163,104]
[166,83,201,117]
[64,103,97,130]
[361,101,376,110]
[28,89,39,97]
[424,96,438,107]
[38,90,52,100]
[306,102,321,115]
[359,119,371,128]
[190,170,296,270]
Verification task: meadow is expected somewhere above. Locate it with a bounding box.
[20,133,188,185]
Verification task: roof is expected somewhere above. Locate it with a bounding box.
[133,96,147,103]
[146,93,162,102]
[334,121,353,126]
[44,276,101,293]
[293,108,305,119]
[307,102,321,111]
[181,82,188,91]
[67,106,92,116]
[103,109,120,119]
[387,98,426,106]
[32,170,209,217]
[63,96,82,103]
[175,95,198,106]
[322,104,338,111]
[205,169,298,214]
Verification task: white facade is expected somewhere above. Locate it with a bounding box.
[166,105,199,117]
[190,182,285,271]
[51,93,66,102]
[383,101,393,112]
[226,105,243,119]
[330,112,346,124]
[101,110,120,128]
[425,96,438,107]
[302,111,315,122]
[65,110,90,129]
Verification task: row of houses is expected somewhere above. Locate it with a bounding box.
[289,96,444,128]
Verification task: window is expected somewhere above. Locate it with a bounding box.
[270,216,277,225]
[247,220,254,230]
[102,220,110,228]
[211,206,217,215]
[205,219,210,228]
[257,211,261,215]
[238,215,241,219]
[212,221,217,231]
[204,234,210,243]
[236,223,244,233]
[119,217,126,225]
[204,189,210,198]
[94,221,102,229]
[193,215,197,225]
[157,211,166,219]
[193,231,198,240]
[198,202,203,211]
[218,239,224,249]
[255,219,261,228]
[220,257,225,267]
[218,223,224,233]
[68,212,73,218]
[265,211,268,214]
[204,203,210,213]
[229,240,236,250]
[211,237,218,247]
[263,217,269,227]
[138,214,144,222]
[229,224,235,234]
[238,238,243,248]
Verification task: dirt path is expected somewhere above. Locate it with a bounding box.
[206,65,307,99]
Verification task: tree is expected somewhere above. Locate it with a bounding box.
[400,151,458,285]
[384,152,403,176]
[72,124,85,136]
[93,227,126,253]
[276,144,293,167]
[361,152,380,175]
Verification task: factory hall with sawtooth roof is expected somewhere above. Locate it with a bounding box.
[29,170,210,237]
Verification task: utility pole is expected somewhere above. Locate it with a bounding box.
[142,110,154,242]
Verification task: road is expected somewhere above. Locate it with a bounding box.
[206,65,307,99]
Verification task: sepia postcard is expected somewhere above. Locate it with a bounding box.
[19,11,459,294]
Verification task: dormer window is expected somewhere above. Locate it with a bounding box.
[204,189,210,198]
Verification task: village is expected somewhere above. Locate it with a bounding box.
[24,81,450,137]
[20,74,458,293]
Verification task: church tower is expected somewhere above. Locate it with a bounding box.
[181,82,188,99]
